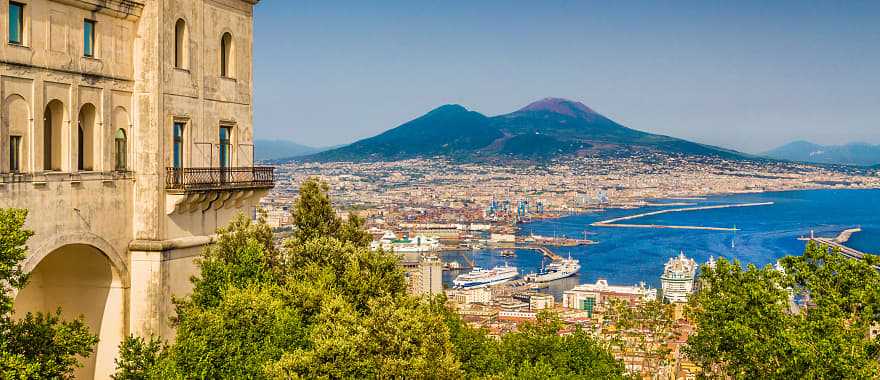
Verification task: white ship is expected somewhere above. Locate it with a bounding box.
[453,264,519,289]
[525,257,581,283]
[660,251,697,303]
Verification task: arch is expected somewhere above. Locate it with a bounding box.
[114,129,126,170]
[42,99,66,171]
[174,18,188,69]
[220,32,233,77]
[77,103,97,171]
[14,242,127,379]
[23,231,129,284]
[112,106,130,171]
[2,94,30,173]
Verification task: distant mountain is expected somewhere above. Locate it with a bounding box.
[254,139,330,161]
[302,98,747,162]
[763,141,880,166]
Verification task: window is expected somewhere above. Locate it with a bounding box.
[114,129,126,171]
[8,2,23,44]
[173,122,184,168]
[219,126,231,168]
[174,19,187,68]
[9,136,21,172]
[220,32,232,77]
[83,19,95,57]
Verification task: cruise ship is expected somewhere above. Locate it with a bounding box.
[660,251,697,303]
[453,264,519,289]
[525,257,581,283]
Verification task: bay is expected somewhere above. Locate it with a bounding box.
[442,188,880,290]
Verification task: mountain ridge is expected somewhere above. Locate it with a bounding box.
[301,98,749,162]
[763,141,880,166]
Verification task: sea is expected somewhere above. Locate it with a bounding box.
[441,188,880,293]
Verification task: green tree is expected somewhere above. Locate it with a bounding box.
[288,178,371,247]
[685,242,880,379]
[112,335,165,380]
[0,208,98,379]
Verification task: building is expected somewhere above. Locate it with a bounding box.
[448,287,493,305]
[529,293,554,310]
[0,1,267,378]
[400,252,443,295]
[563,279,657,317]
[661,252,697,303]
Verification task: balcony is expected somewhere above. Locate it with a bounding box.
[165,166,275,193]
[164,167,275,214]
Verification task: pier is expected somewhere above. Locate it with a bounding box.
[591,202,774,231]
[517,245,563,261]
[798,228,868,260]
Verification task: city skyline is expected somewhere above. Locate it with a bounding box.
[253,1,880,153]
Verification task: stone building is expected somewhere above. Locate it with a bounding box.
[0,0,267,378]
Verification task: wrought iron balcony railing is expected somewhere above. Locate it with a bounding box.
[165,167,275,192]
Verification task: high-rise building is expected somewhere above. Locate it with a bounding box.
[660,252,697,303]
[0,1,267,378]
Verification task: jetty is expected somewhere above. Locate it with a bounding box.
[798,228,868,260]
[518,245,562,261]
[591,202,774,231]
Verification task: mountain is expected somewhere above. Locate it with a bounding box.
[254,139,329,161]
[303,98,747,162]
[763,141,880,166]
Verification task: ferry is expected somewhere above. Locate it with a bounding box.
[525,257,581,283]
[453,264,519,289]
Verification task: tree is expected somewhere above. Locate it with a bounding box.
[685,242,880,379]
[0,208,98,379]
[603,299,677,376]
[115,180,630,379]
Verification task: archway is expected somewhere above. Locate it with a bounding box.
[78,104,97,171]
[43,100,65,171]
[14,244,126,379]
[2,94,29,173]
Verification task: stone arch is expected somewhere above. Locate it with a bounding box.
[220,31,234,77]
[14,237,128,379]
[43,99,67,171]
[2,94,30,172]
[112,106,130,170]
[77,103,97,171]
[174,18,188,69]
[23,232,129,285]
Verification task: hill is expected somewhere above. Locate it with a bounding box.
[303,98,747,162]
[254,139,329,161]
[763,141,880,166]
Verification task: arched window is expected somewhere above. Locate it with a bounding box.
[43,100,65,171]
[4,94,29,173]
[114,129,126,171]
[220,32,233,77]
[77,104,96,171]
[174,19,187,69]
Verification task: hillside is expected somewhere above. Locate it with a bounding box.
[254,139,328,161]
[763,141,880,166]
[303,98,747,162]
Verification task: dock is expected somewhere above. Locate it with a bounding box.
[591,202,774,231]
[798,228,868,260]
[517,245,562,261]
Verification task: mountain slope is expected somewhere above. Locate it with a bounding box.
[254,139,327,161]
[763,141,880,166]
[304,98,747,162]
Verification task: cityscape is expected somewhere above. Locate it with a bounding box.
[1,1,879,379]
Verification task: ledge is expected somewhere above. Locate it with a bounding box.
[0,170,134,184]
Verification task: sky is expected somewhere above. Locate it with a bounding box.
[253,1,880,154]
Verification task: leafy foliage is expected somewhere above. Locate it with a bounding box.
[685,242,880,379]
[115,178,630,379]
[0,209,98,379]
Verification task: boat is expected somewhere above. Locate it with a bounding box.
[453,264,519,289]
[525,256,581,283]
[499,249,516,257]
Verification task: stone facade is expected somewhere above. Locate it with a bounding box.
[0,1,264,378]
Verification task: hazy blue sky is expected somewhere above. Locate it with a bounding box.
[253,1,879,153]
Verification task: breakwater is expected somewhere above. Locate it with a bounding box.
[591,202,775,231]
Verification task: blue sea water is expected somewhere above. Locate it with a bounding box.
[442,189,880,289]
